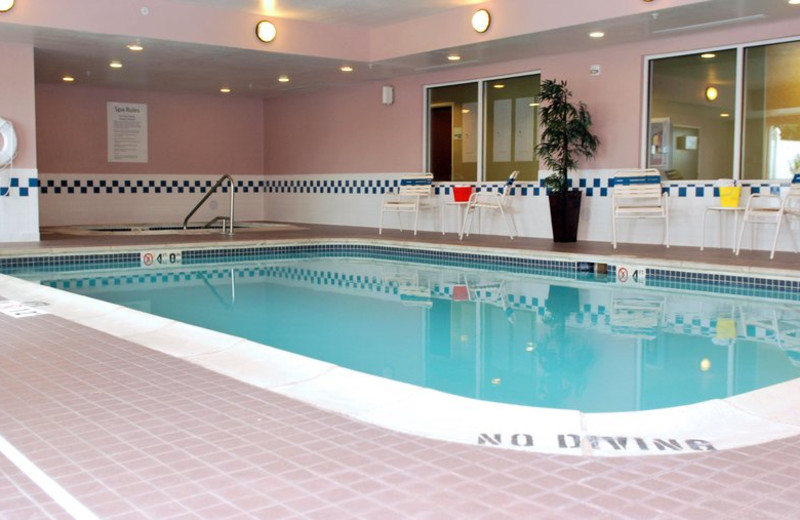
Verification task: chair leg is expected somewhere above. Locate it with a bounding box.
[379,208,384,235]
[413,206,420,236]
[788,216,800,254]
[498,205,515,239]
[459,206,474,240]
[664,212,670,248]
[770,215,784,260]
[735,217,748,256]
[611,215,617,249]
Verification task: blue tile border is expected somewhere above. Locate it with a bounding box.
[2,243,799,299]
[38,175,795,199]
[0,177,39,197]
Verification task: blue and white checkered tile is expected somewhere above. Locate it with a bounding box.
[0,177,39,197]
[40,177,269,195]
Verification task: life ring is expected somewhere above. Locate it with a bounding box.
[0,117,19,168]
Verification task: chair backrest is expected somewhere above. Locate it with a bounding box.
[397,173,433,196]
[497,170,519,200]
[612,169,664,201]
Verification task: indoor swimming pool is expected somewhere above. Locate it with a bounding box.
[7,247,800,414]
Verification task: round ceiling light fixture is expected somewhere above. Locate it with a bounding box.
[0,0,15,13]
[471,9,491,33]
[705,86,719,102]
[256,20,277,43]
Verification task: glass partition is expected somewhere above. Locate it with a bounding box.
[647,50,737,180]
[427,73,540,182]
[743,40,800,180]
[484,75,540,181]
[428,83,479,183]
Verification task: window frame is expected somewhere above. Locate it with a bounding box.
[643,35,800,182]
[423,70,540,183]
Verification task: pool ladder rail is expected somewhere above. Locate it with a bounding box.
[183,174,235,234]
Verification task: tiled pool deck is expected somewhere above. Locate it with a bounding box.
[2,224,800,519]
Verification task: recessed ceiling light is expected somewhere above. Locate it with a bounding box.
[127,42,144,52]
[589,31,605,38]
[493,84,505,89]
[109,60,123,69]
[447,54,461,62]
[720,113,731,118]
[0,0,14,13]
[705,86,719,101]
[471,9,491,33]
[789,0,800,5]
[278,75,290,83]
[462,108,470,114]
[220,87,231,93]
[529,102,540,107]
[62,75,75,82]
[340,65,353,72]
[701,53,716,59]
[256,20,277,43]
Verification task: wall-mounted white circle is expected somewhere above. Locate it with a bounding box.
[471,9,491,33]
[0,0,15,13]
[256,20,277,43]
[0,117,18,169]
[140,6,149,16]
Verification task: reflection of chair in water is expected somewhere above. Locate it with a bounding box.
[739,306,800,367]
[466,278,515,323]
[383,266,432,307]
[610,295,665,338]
[379,173,434,236]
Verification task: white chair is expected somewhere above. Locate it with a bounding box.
[459,171,519,240]
[611,169,669,249]
[378,173,433,235]
[735,174,800,260]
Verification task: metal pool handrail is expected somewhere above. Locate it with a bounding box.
[183,174,235,234]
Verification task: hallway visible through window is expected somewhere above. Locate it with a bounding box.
[647,39,800,181]
[426,73,540,183]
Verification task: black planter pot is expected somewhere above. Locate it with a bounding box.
[548,190,582,243]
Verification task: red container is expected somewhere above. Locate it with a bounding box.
[452,185,473,202]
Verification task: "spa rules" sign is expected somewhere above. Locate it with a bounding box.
[107,102,148,163]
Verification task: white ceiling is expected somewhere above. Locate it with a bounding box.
[6,0,800,98]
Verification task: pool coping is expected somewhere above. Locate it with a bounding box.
[2,237,800,457]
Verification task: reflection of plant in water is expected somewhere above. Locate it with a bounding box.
[537,285,595,406]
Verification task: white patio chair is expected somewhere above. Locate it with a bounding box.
[735,174,800,260]
[378,173,434,235]
[459,171,519,240]
[611,169,669,249]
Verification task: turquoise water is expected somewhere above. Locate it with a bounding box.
[23,255,800,413]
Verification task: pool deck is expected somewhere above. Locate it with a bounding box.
[2,224,800,518]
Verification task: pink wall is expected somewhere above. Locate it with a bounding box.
[262,17,800,176]
[0,43,37,168]
[263,78,425,174]
[36,85,264,175]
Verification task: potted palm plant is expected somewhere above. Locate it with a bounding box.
[536,79,600,242]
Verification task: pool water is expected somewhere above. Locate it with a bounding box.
[22,255,800,413]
